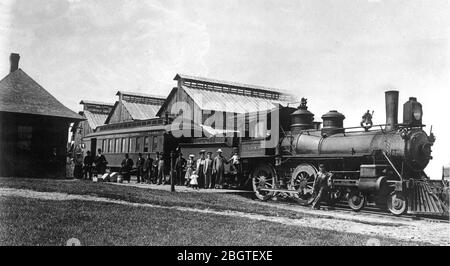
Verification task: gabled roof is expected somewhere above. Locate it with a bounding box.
[157,74,298,116]
[182,85,289,113]
[0,69,83,120]
[174,73,295,97]
[121,100,161,120]
[82,110,110,129]
[105,91,166,124]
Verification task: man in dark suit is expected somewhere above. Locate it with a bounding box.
[83,151,94,180]
[136,153,145,183]
[120,153,134,183]
[143,153,154,184]
[175,152,187,185]
[94,149,108,177]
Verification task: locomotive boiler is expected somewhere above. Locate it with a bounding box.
[249,91,448,216]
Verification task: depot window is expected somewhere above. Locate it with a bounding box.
[136,137,142,152]
[152,136,158,151]
[17,125,32,151]
[121,138,127,153]
[108,139,113,153]
[115,138,120,153]
[144,137,149,152]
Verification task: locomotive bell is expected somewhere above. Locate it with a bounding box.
[321,110,345,137]
[290,98,314,133]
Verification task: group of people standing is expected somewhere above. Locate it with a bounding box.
[76,148,108,179]
[122,152,166,184]
[179,148,241,189]
[78,147,242,189]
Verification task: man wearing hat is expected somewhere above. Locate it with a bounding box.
[213,149,227,189]
[152,152,160,184]
[203,151,213,189]
[143,153,154,184]
[157,152,166,185]
[136,153,145,183]
[120,153,134,183]
[175,151,186,185]
[311,164,333,210]
[196,150,206,188]
[83,150,94,180]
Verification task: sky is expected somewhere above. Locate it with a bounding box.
[0,0,448,178]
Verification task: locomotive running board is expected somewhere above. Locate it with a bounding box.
[407,181,449,217]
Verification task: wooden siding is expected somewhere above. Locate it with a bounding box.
[0,112,70,178]
[108,101,133,124]
[158,87,240,133]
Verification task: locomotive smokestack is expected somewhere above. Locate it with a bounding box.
[385,90,399,131]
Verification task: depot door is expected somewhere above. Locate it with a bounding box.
[90,138,97,156]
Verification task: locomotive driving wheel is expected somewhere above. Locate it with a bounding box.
[387,192,407,215]
[287,164,318,206]
[348,191,366,211]
[251,164,277,201]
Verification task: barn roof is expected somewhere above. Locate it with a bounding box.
[182,85,289,113]
[157,74,298,116]
[174,73,294,96]
[121,100,162,120]
[82,110,110,129]
[0,69,83,120]
[105,91,166,124]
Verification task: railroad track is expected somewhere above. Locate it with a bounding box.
[262,195,450,223]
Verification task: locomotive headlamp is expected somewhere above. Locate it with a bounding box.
[413,108,422,120]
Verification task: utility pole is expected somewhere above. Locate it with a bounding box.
[170,151,175,192]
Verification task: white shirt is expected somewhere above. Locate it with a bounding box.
[231,154,240,164]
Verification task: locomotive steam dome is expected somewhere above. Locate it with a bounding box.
[290,98,314,133]
[321,110,345,136]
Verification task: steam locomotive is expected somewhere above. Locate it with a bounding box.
[245,91,448,216]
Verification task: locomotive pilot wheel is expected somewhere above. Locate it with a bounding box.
[348,192,366,211]
[387,192,407,215]
[251,164,277,201]
[287,164,318,206]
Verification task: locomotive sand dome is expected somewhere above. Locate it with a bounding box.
[251,90,448,216]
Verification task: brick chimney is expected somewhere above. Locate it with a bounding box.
[10,53,20,73]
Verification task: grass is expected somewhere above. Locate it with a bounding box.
[0,177,310,220]
[0,196,418,246]
[0,177,423,246]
